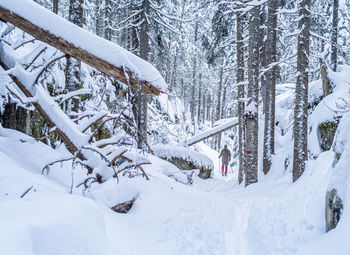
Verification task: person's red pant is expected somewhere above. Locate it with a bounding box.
[221,167,228,175]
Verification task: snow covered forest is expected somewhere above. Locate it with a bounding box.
[1,0,350,254]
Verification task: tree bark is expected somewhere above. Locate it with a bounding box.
[259,5,267,114]
[104,0,112,41]
[293,0,310,182]
[320,40,331,97]
[197,73,202,124]
[217,67,223,121]
[191,22,199,127]
[221,84,226,119]
[52,0,59,14]
[320,58,331,97]
[95,0,103,37]
[0,103,27,133]
[263,0,277,175]
[169,48,178,93]
[207,95,211,121]
[245,6,259,187]
[331,0,339,71]
[136,0,150,149]
[202,93,206,124]
[236,11,246,185]
[66,0,83,113]
[216,67,224,150]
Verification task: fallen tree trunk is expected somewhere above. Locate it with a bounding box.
[185,117,238,146]
[0,0,166,95]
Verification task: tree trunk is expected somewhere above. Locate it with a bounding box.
[259,5,267,114]
[169,48,178,93]
[53,0,59,14]
[236,11,246,185]
[191,22,199,127]
[136,0,150,149]
[293,0,310,182]
[202,93,206,124]
[331,0,339,71]
[104,0,112,41]
[95,0,103,37]
[216,67,224,150]
[197,73,202,125]
[221,84,226,119]
[66,0,83,113]
[320,40,331,97]
[207,95,211,121]
[320,58,331,97]
[217,67,223,121]
[263,0,277,175]
[0,103,27,133]
[245,6,259,187]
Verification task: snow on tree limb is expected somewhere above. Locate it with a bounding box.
[184,117,238,146]
[0,0,167,95]
[0,42,147,182]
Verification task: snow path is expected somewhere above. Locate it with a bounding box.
[103,144,331,255]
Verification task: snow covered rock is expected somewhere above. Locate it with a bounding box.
[325,188,343,232]
[152,144,214,179]
[318,120,339,152]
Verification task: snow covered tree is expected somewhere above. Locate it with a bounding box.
[245,4,260,187]
[331,0,339,71]
[263,0,278,175]
[236,9,246,185]
[293,0,311,182]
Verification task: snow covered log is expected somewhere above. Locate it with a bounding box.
[184,117,238,146]
[0,0,167,95]
[153,144,214,179]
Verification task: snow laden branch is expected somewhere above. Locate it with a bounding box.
[0,42,151,185]
[0,0,167,95]
[184,117,238,146]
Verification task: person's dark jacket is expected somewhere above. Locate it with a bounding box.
[219,147,231,165]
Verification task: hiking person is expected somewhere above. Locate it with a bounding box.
[219,145,231,176]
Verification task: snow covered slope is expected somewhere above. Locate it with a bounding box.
[0,124,345,255]
[2,61,350,254]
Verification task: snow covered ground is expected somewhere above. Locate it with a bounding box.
[1,125,346,255]
[2,66,350,254]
